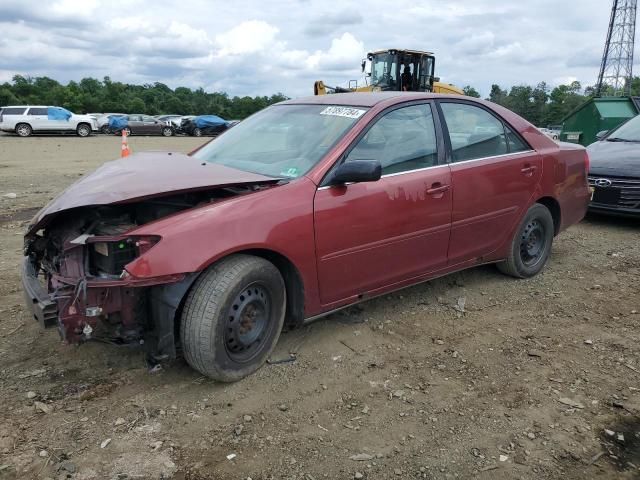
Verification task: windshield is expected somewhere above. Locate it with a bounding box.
[192,104,368,178]
[370,53,397,89]
[608,115,640,142]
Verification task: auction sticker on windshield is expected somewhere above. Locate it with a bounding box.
[320,106,366,119]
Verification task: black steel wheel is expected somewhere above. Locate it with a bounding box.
[180,255,285,382]
[497,203,554,278]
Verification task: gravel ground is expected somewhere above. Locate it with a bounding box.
[0,133,639,480]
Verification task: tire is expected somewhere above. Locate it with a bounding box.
[76,123,91,137]
[15,123,32,137]
[180,255,286,382]
[100,125,111,134]
[122,127,132,136]
[193,127,202,137]
[497,203,554,278]
[161,126,173,137]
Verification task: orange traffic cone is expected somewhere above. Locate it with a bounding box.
[121,129,131,157]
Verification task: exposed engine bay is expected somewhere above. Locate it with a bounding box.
[23,184,272,359]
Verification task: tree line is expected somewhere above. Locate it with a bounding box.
[3,74,640,126]
[0,75,288,120]
[462,78,640,127]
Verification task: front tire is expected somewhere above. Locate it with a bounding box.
[15,123,32,137]
[76,123,91,137]
[497,203,554,278]
[180,255,286,382]
[193,127,202,137]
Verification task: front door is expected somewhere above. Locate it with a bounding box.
[437,101,543,265]
[314,103,452,306]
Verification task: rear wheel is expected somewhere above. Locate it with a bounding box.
[76,123,91,137]
[118,127,131,136]
[15,123,32,137]
[161,126,173,137]
[497,203,554,278]
[180,255,286,382]
[100,125,111,134]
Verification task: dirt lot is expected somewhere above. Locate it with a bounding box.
[0,133,639,480]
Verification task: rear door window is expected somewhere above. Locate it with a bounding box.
[440,102,508,162]
[27,107,48,115]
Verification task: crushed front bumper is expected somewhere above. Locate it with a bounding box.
[22,257,58,328]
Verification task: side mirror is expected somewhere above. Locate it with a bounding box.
[330,160,382,185]
[595,130,608,140]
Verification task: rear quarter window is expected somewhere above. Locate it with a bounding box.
[2,107,27,115]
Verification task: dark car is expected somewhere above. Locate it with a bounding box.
[110,114,175,136]
[180,115,230,136]
[22,93,590,382]
[587,114,640,217]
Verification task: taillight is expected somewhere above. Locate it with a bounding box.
[584,151,590,175]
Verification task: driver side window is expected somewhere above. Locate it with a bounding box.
[345,104,438,175]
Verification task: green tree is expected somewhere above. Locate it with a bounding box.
[462,85,480,98]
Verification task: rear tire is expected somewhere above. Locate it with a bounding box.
[100,125,111,134]
[161,126,173,137]
[497,203,554,278]
[180,255,286,382]
[76,123,91,137]
[15,123,32,137]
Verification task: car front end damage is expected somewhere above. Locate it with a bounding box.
[22,203,200,361]
[21,153,282,362]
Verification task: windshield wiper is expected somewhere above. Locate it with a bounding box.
[606,137,639,142]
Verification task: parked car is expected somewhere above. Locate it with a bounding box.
[587,114,640,217]
[0,106,98,137]
[156,114,183,123]
[179,115,230,136]
[109,114,175,136]
[96,113,126,134]
[22,93,590,381]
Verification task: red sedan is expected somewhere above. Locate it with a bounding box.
[23,93,590,381]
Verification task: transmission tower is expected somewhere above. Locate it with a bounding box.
[596,0,637,96]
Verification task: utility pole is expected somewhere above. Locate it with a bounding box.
[596,0,637,97]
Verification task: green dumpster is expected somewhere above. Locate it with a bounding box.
[559,97,639,146]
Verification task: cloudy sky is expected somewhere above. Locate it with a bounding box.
[0,0,628,98]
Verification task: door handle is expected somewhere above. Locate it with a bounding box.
[521,165,537,177]
[426,183,450,195]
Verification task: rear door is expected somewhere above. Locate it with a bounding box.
[314,102,452,306]
[26,107,49,131]
[0,107,27,129]
[437,100,542,265]
[141,115,160,134]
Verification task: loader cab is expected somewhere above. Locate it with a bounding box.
[368,49,436,92]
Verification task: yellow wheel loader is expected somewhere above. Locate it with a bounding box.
[314,49,463,95]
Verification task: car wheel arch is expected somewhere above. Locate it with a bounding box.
[535,196,561,235]
[197,247,306,326]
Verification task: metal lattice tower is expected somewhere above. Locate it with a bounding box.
[596,0,637,96]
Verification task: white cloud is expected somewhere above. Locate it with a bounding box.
[215,20,279,56]
[0,0,636,98]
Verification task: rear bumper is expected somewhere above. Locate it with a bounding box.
[21,257,58,328]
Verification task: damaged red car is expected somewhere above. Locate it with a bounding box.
[23,93,590,381]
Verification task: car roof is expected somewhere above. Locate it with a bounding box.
[279,92,466,108]
[2,105,49,108]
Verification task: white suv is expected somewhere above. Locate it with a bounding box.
[0,106,98,137]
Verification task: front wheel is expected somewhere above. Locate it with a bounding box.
[180,255,286,382]
[497,203,554,278]
[193,127,202,137]
[76,123,91,137]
